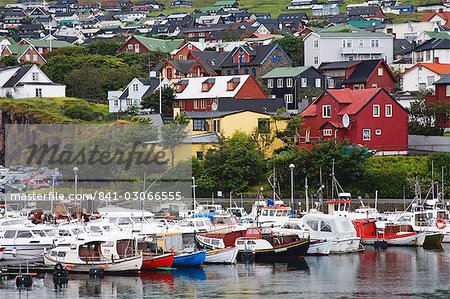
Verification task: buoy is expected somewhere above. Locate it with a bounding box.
[374,240,388,250]
[53,263,69,287]
[240,250,255,263]
[16,274,32,288]
[89,268,104,278]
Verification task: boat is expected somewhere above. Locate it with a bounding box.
[353,219,424,246]
[235,227,310,262]
[44,238,143,273]
[196,229,247,250]
[251,201,291,227]
[205,247,239,264]
[0,246,4,260]
[173,251,206,267]
[142,253,174,270]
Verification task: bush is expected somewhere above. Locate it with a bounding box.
[63,104,102,121]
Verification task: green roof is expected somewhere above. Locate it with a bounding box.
[23,39,75,48]
[319,24,362,33]
[214,0,237,6]
[348,20,382,29]
[134,35,184,53]
[7,44,30,56]
[425,31,450,39]
[200,6,220,12]
[261,66,310,79]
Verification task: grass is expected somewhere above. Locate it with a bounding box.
[0,97,109,124]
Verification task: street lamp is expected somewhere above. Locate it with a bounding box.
[73,167,79,198]
[192,176,197,210]
[289,164,295,217]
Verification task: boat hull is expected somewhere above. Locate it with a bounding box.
[307,240,331,255]
[0,243,53,260]
[142,254,174,270]
[330,237,361,253]
[173,251,206,267]
[422,232,444,248]
[205,247,238,264]
[44,253,143,273]
[238,240,310,262]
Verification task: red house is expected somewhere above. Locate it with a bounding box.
[173,75,267,112]
[426,74,450,129]
[319,59,397,93]
[155,58,217,82]
[170,41,204,60]
[300,88,409,154]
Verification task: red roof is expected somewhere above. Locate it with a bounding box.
[423,12,450,26]
[325,88,380,115]
[403,63,450,76]
[301,103,317,117]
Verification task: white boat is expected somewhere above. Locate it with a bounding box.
[44,238,143,273]
[0,224,59,259]
[251,201,291,227]
[205,247,239,264]
[307,239,332,255]
[0,246,5,260]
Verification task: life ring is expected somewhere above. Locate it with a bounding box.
[436,218,446,229]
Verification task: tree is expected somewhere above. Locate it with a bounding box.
[275,114,303,150]
[160,113,189,165]
[408,97,447,136]
[141,87,176,115]
[0,55,18,66]
[86,41,122,55]
[273,35,304,66]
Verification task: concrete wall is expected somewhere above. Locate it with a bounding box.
[408,135,450,152]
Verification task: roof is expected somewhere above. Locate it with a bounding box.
[319,61,360,70]
[313,32,392,38]
[342,60,394,84]
[214,0,237,6]
[182,132,220,144]
[403,63,450,76]
[5,44,30,56]
[415,38,450,51]
[174,75,251,99]
[190,50,229,71]
[133,35,183,53]
[319,24,362,33]
[425,31,450,40]
[2,65,34,88]
[423,12,450,26]
[261,66,310,79]
[22,38,74,48]
[217,98,285,113]
[435,74,450,85]
[347,6,381,16]
[220,44,280,67]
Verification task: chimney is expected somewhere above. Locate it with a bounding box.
[218,47,224,53]
[434,57,440,64]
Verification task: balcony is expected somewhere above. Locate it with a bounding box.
[340,47,383,55]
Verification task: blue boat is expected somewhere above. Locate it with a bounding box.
[173,251,206,267]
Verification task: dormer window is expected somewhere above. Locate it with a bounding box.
[202,78,215,92]
[176,79,188,93]
[227,77,240,91]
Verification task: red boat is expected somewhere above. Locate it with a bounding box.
[353,219,420,246]
[141,253,174,270]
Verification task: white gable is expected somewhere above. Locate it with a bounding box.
[175,75,250,99]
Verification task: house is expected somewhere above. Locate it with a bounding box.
[117,35,184,54]
[171,1,192,8]
[155,59,218,82]
[300,88,408,154]
[100,1,122,11]
[379,21,438,42]
[303,32,394,67]
[261,66,324,112]
[288,0,317,10]
[319,59,397,93]
[107,76,171,113]
[277,12,308,32]
[412,38,450,64]
[170,41,206,60]
[347,6,386,21]
[19,38,75,56]
[0,43,46,65]
[425,74,450,129]
[312,4,340,17]
[172,75,267,112]
[401,62,450,92]
[219,44,292,80]
[0,64,65,98]
[393,39,413,64]
[383,5,414,15]
[214,0,239,10]
[422,11,450,27]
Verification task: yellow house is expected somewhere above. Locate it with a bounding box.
[172,108,288,161]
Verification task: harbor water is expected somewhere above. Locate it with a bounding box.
[2,245,450,298]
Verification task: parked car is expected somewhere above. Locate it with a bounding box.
[28,178,50,190]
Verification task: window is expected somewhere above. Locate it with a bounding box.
[193,100,199,109]
[359,39,364,47]
[286,78,293,87]
[323,129,332,136]
[315,78,321,88]
[306,220,319,231]
[126,99,132,105]
[200,99,206,109]
[196,151,203,160]
[35,88,42,97]
[128,44,133,50]
[373,105,380,117]
[234,69,239,75]
[446,85,450,97]
[320,221,332,232]
[17,231,33,238]
[178,54,186,60]
[132,84,138,92]
[277,78,283,88]
[25,54,30,61]
[32,72,39,81]
[342,39,352,48]
[426,51,431,61]
[227,69,232,75]
[301,78,307,87]
[363,129,371,141]
[193,119,208,131]
[284,94,293,103]
[314,56,319,65]
[328,79,335,88]
[213,119,220,132]
[375,129,382,136]
[278,55,282,63]
[372,84,378,88]
[370,39,380,47]
[313,40,319,48]
[113,99,118,106]
[257,118,270,133]
[187,44,192,50]
[377,67,383,76]
[385,104,392,117]
[134,43,139,52]
[272,55,276,63]
[4,230,16,238]
[322,105,331,118]
[33,54,37,62]
[427,76,435,85]
[251,68,256,77]
[267,79,273,88]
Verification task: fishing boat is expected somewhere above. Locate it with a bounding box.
[196,229,247,250]
[173,251,206,267]
[142,253,174,270]
[234,227,310,262]
[43,238,143,273]
[353,219,424,246]
[205,247,239,264]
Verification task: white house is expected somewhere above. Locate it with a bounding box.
[303,31,394,67]
[378,21,438,42]
[401,62,450,92]
[0,64,65,98]
[311,4,339,16]
[108,76,171,113]
[412,39,450,64]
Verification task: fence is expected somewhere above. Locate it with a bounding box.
[408,135,450,153]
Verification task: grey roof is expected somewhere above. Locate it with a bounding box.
[435,74,450,85]
[2,65,33,88]
[220,44,279,67]
[415,38,450,51]
[394,38,412,55]
[347,6,380,16]
[342,60,383,84]
[315,32,392,38]
[190,50,229,71]
[319,61,360,70]
[182,132,219,144]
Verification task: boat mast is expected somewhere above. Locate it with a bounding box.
[432,160,435,200]
[273,166,276,202]
[442,167,445,202]
[305,177,309,212]
[331,159,335,200]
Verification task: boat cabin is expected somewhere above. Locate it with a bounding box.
[226,207,249,218]
[212,214,239,226]
[326,199,351,215]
